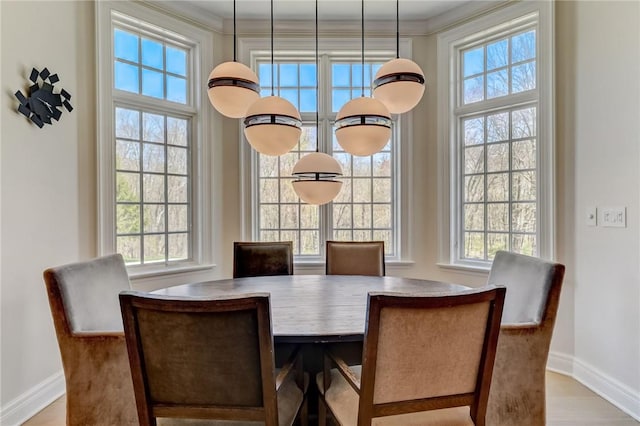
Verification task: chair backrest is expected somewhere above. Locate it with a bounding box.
[325,241,385,276]
[43,253,131,334]
[119,291,279,426]
[357,287,506,425]
[233,241,294,278]
[487,250,565,324]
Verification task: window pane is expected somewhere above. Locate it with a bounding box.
[143,113,164,142]
[260,205,279,229]
[168,176,188,203]
[167,76,187,103]
[115,61,139,93]
[280,179,298,203]
[353,179,371,203]
[166,46,187,76]
[373,153,391,176]
[465,146,484,174]
[300,205,319,229]
[487,112,509,142]
[353,204,372,228]
[354,230,372,241]
[117,205,140,233]
[464,204,484,231]
[117,172,140,202]
[168,205,188,232]
[463,47,484,77]
[143,174,165,202]
[300,89,316,112]
[114,29,138,62]
[144,234,165,263]
[116,108,140,139]
[142,68,164,98]
[116,140,140,171]
[281,205,299,229]
[118,236,141,264]
[168,233,189,260]
[512,139,536,170]
[487,39,508,70]
[260,179,278,203]
[141,38,163,69]
[353,157,371,177]
[372,178,391,203]
[512,30,536,63]
[463,76,484,103]
[464,232,485,259]
[260,155,279,177]
[487,173,508,202]
[332,64,350,86]
[300,231,319,255]
[373,205,391,228]
[464,117,484,145]
[144,204,165,232]
[300,64,316,86]
[167,146,187,175]
[487,69,508,98]
[512,61,536,93]
[280,64,298,86]
[280,89,298,109]
[167,117,188,146]
[464,175,484,202]
[512,171,536,201]
[334,179,352,203]
[486,143,508,172]
[143,143,165,173]
[487,203,508,231]
[259,63,274,88]
[512,202,536,232]
[512,234,536,256]
[512,107,536,138]
[333,204,352,228]
[488,233,508,259]
[332,89,351,112]
[334,230,352,241]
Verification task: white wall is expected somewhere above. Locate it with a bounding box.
[556,0,640,415]
[1,0,638,422]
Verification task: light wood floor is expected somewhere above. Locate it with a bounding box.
[22,372,638,425]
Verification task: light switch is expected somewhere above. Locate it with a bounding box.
[601,207,626,228]
[586,207,597,226]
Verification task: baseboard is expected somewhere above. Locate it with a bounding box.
[0,371,65,426]
[546,351,640,422]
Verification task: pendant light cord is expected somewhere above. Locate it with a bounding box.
[233,0,237,61]
[396,0,400,59]
[361,0,365,97]
[315,0,319,153]
[271,0,275,96]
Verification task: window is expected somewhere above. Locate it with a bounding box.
[97,2,214,276]
[437,2,554,268]
[243,38,407,262]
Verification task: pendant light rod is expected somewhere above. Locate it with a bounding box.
[396,0,400,59]
[361,0,365,97]
[315,0,319,153]
[270,0,275,96]
[233,0,237,61]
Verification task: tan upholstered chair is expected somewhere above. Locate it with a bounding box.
[325,241,385,276]
[485,251,566,426]
[43,253,138,425]
[233,241,294,278]
[119,291,308,426]
[317,287,506,426]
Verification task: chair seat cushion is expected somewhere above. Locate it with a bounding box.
[317,368,474,426]
[158,371,304,426]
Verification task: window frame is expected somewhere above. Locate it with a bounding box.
[97,1,216,278]
[437,1,555,270]
[239,37,414,265]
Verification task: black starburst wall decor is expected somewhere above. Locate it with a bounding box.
[14,67,73,128]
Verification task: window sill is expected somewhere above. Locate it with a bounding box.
[436,262,491,275]
[128,263,216,280]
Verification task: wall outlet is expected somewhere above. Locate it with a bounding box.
[601,207,626,228]
[586,207,597,226]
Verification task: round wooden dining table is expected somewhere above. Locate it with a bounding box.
[152,274,469,343]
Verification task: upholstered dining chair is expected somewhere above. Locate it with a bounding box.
[43,253,138,425]
[317,286,506,426]
[325,241,385,276]
[233,241,294,278]
[485,250,566,426]
[119,291,307,426]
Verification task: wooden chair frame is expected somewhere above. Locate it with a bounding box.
[320,287,506,426]
[120,291,306,426]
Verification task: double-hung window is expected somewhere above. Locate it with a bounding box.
[97,2,214,275]
[437,2,554,268]
[243,39,407,262]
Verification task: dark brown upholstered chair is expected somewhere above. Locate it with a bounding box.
[233,241,294,278]
[317,286,506,426]
[485,251,565,426]
[43,253,138,425]
[119,291,307,426]
[325,241,385,276]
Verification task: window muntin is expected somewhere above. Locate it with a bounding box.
[254,56,397,259]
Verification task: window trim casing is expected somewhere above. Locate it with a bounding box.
[436,1,555,270]
[238,37,414,264]
[96,1,216,278]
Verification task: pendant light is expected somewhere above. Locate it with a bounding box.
[372,0,425,114]
[243,0,302,156]
[207,0,260,118]
[335,0,391,157]
[292,0,343,205]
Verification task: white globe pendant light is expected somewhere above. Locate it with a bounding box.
[243,0,302,156]
[292,0,342,205]
[244,96,302,156]
[335,0,391,157]
[372,0,425,114]
[207,0,259,118]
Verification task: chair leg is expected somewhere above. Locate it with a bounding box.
[318,396,327,426]
[300,396,308,426]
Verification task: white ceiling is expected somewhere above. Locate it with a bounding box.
[152,0,475,21]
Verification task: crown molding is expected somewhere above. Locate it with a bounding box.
[140,0,224,32]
